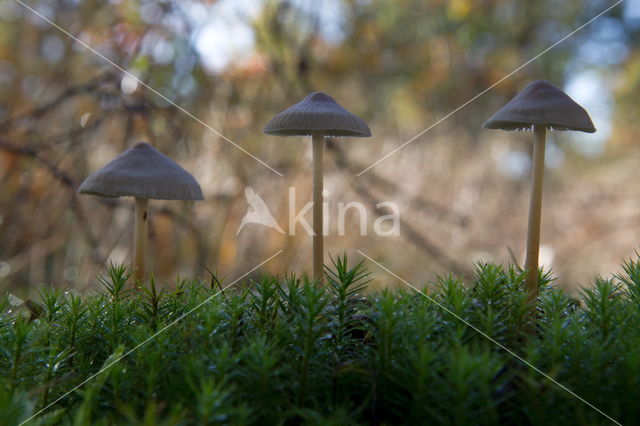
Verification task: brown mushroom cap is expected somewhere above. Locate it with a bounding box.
[483,80,596,133]
[263,91,372,137]
[78,142,204,200]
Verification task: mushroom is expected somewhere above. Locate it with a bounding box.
[263,92,371,283]
[483,80,595,304]
[78,142,204,282]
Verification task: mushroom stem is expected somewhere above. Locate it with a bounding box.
[134,197,149,283]
[312,132,325,284]
[524,125,546,306]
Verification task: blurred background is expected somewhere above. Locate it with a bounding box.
[1,0,639,295]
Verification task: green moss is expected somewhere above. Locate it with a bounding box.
[0,255,637,425]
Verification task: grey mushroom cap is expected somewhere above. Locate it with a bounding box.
[483,80,596,133]
[263,91,372,137]
[78,142,204,201]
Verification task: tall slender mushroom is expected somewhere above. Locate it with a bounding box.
[78,142,204,282]
[263,92,371,283]
[483,80,595,304]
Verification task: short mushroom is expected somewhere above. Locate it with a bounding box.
[263,92,371,283]
[78,142,204,282]
[483,80,595,304]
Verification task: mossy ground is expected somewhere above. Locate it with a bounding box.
[1,255,639,425]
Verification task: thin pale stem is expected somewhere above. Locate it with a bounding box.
[312,132,325,284]
[524,125,546,306]
[134,197,149,284]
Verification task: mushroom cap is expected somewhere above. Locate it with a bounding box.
[483,80,596,133]
[78,142,204,201]
[263,91,372,137]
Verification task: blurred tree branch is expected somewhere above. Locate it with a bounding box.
[328,141,469,275]
[0,73,114,132]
